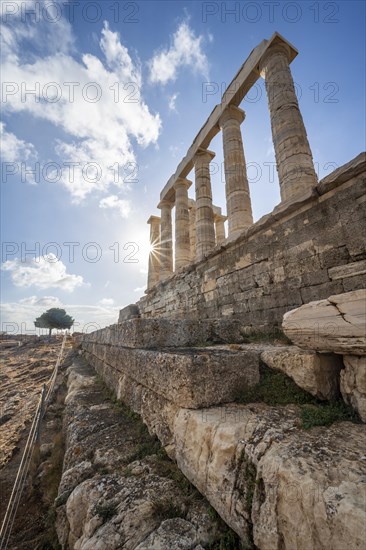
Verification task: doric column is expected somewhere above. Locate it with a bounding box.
[259,43,318,202]
[147,215,160,289]
[214,212,227,244]
[193,149,216,260]
[174,178,191,270]
[219,105,253,237]
[188,199,196,262]
[158,199,173,280]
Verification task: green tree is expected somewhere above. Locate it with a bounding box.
[34,308,74,337]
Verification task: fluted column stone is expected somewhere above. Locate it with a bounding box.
[259,43,318,202]
[158,199,173,280]
[147,215,161,289]
[188,199,196,262]
[214,212,227,244]
[193,149,216,260]
[219,105,253,237]
[174,178,191,270]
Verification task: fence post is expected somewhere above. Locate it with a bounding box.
[35,385,46,442]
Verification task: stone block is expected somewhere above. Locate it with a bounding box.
[283,290,366,355]
[83,319,266,349]
[340,355,366,422]
[261,346,342,400]
[317,152,366,195]
[87,345,260,409]
[328,260,366,281]
[118,304,140,322]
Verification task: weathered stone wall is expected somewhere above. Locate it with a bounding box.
[138,154,366,328]
[75,328,366,549]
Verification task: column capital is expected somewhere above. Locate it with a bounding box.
[158,198,174,209]
[219,105,245,127]
[174,177,192,190]
[259,42,291,76]
[193,148,215,165]
[214,212,227,223]
[147,215,161,225]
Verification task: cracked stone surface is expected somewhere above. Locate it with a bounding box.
[56,356,234,549]
[173,404,366,549]
[283,290,366,355]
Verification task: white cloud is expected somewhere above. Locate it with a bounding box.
[1,17,161,200]
[1,296,121,333]
[149,22,209,85]
[0,122,38,183]
[2,253,85,291]
[98,298,114,306]
[19,295,62,307]
[168,93,179,112]
[0,0,74,62]
[99,195,131,218]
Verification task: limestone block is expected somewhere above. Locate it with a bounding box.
[118,304,140,323]
[82,319,258,349]
[90,345,260,409]
[261,347,342,400]
[317,152,366,195]
[328,260,366,281]
[173,405,366,549]
[340,355,366,422]
[283,290,366,355]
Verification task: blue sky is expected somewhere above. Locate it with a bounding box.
[1,0,365,333]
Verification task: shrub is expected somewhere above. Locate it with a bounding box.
[300,401,360,429]
[95,502,118,523]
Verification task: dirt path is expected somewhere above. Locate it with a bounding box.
[0,337,73,549]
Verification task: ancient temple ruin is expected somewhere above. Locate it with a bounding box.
[139,32,365,328]
[66,33,365,549]
[145,32,318,288]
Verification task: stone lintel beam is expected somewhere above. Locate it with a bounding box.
[159,32,298,203]
[174,178,192,270]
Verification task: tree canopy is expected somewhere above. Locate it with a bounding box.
[34,308,74,336]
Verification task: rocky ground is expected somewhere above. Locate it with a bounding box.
[0,336,73,549]
[56,355,242,549]
[0,339,242,549]
[0,336,69,468]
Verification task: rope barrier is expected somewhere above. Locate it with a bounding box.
[0,334,67,550]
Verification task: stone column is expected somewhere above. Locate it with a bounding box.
[214,212,227,244]
[219,105,253,237]
[174,178,191,270]
[188,199,196,262]
[193,149,216,260]
[147,215,160,289]
[158,199,173,280]
[259,43,318,202]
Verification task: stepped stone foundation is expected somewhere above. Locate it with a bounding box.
[139,153,365,325]
[74,33,366,549]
